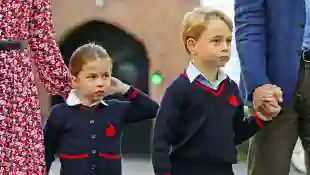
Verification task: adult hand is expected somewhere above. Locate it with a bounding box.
[253,84,283,117]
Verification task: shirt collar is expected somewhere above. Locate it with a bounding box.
[185,62,227,83]
[66,90,108,106]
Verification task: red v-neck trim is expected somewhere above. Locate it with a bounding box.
[194,80,226,96]
[182,72,226,96]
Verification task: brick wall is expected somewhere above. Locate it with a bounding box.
[52,0,199,97]
[38,1,200,117]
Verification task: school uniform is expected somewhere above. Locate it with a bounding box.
[44,86,159,175]
[152,63,268,175]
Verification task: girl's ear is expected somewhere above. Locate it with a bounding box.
[109,60,113,73]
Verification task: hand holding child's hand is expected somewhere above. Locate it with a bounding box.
[255,92,282,121]
[255,111,273,122]
[105,77,130,96]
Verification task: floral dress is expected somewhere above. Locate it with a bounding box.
[0,0,70,174]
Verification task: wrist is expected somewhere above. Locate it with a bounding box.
[123,86,139,100]
[121,84,130,95]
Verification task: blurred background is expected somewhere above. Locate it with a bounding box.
[36,0,304,174]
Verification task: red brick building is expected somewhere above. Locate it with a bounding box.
[38,0,200,155]
[52,0,199,99]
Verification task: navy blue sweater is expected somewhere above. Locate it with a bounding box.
[152,74,266,175]
[44,87,159,175]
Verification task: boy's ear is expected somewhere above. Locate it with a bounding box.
[186,38,197,55]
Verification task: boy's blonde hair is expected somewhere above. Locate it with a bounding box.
[182,7,233,53]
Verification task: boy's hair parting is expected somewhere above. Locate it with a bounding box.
[181,6,233,53]
[69,43,111,76]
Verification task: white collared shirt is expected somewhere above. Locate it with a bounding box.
[185,62,227,90]
[66,89,108,106]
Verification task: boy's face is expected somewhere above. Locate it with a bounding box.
[187,19,232,68]
[72,58,112,102]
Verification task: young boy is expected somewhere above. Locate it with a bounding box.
[152,7,281,175]
[44,43,159,175]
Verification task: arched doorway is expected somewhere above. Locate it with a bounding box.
[55,20,151,156]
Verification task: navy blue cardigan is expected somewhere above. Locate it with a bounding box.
[44,86,159,175]
[152,74,267,175]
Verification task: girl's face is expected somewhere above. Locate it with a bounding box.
[72,58,112,102]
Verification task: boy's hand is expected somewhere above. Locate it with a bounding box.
[105,77,130,96]
[256,111,273,121]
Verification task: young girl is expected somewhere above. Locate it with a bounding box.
[44,43,159,175]
[152,7,282,175]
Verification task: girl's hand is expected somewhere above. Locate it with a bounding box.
[105,77,130,96]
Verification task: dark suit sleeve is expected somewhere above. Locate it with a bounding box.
[232,83,268,145]
[44,106,64,173]
[235,0,270,102]
[152,84,183,175]
[122,86,159,123]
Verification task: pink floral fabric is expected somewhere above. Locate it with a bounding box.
[0,0,70,174]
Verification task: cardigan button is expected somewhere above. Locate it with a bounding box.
[92,150,96,154]
[90,120,94,124]
[91,165,96,170]
[91,134,96,139]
